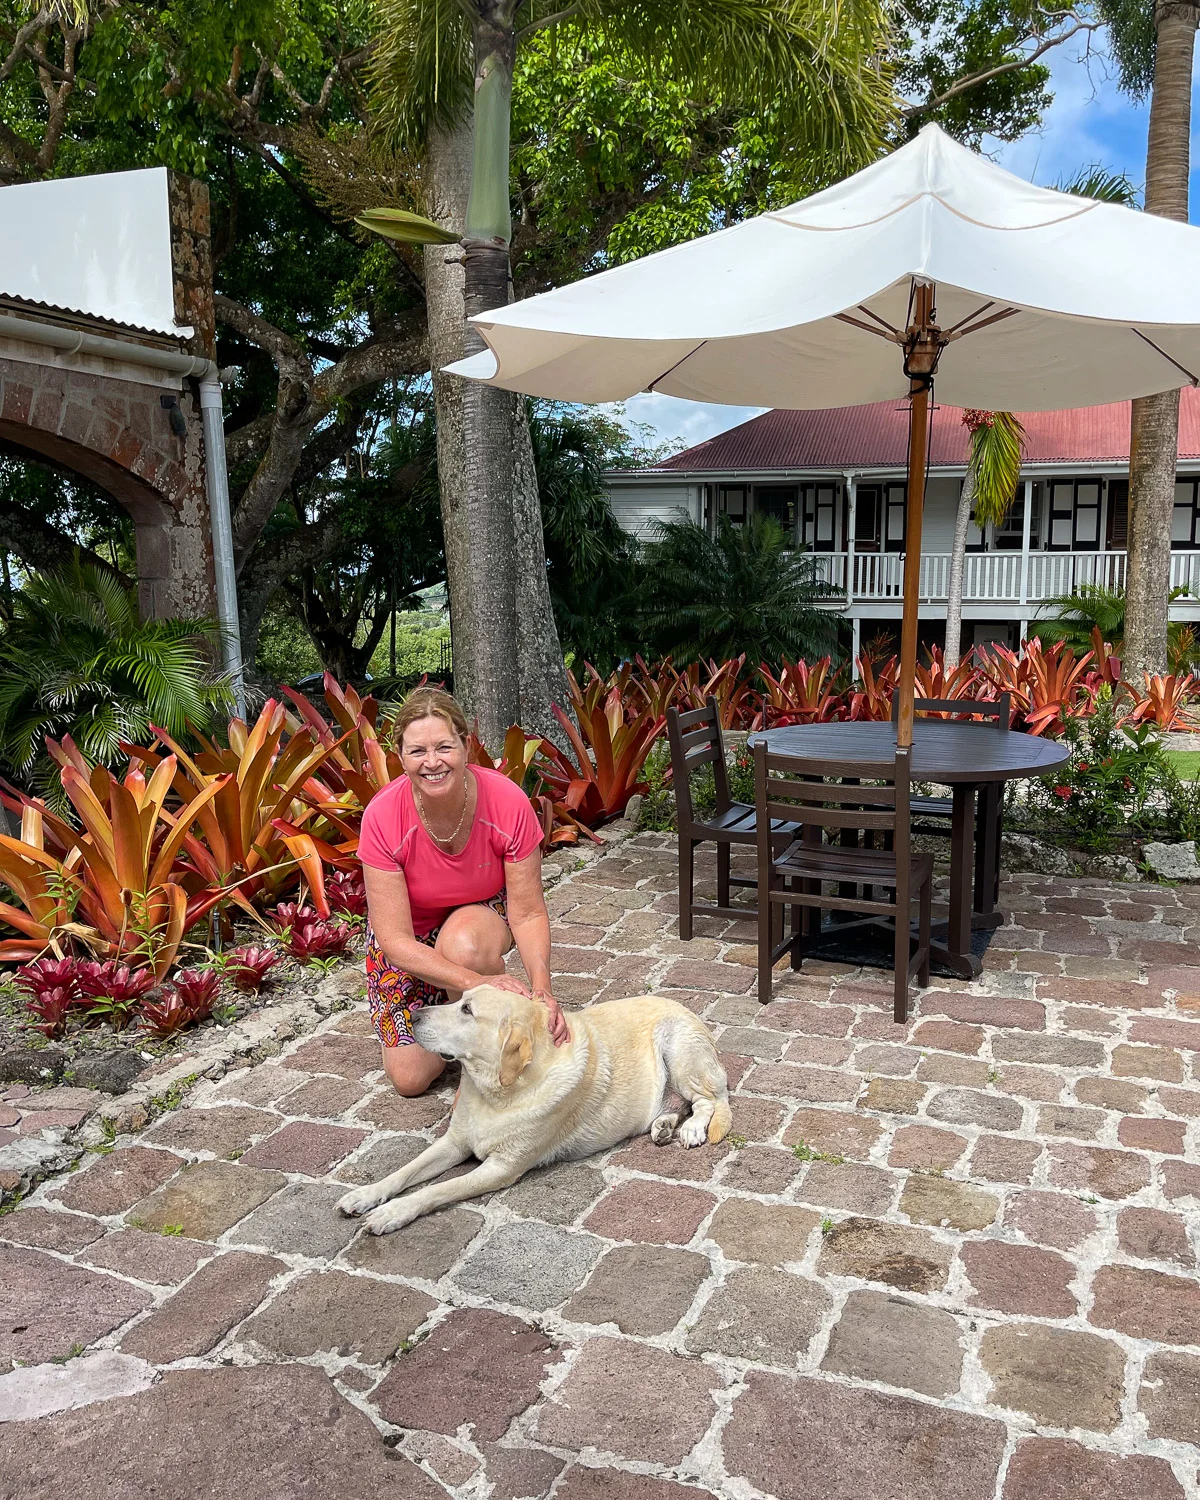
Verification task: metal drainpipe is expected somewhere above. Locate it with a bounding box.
[0,312,246,711]
[198,375,245,716]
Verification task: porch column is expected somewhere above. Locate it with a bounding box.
[1018,476,1033,644]
[845,470,858,669]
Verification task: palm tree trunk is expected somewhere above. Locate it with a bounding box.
[1124,0,1198,680]
[511,402,570,742]
[944,468,977,669]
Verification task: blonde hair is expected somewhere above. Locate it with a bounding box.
[394,687,470,752]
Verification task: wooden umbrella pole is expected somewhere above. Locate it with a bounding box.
[896,281,940,750]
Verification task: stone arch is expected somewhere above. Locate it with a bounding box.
[0,350,216,620]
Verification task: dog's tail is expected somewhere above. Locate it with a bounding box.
[707,1096,733,1144]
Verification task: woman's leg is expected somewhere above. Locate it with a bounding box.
[379,905,513,1097]
[434,903,514,1000]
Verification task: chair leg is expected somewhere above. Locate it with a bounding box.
[717,839,731,912]
[919,876,932,987]
[679,836,695,941]
[758,892,774,1005]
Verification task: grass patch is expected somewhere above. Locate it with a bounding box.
[1166,750,1200,781]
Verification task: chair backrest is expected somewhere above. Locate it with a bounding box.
[752,741,912,863]
[666,696,733,829]
[891,691,1011,727]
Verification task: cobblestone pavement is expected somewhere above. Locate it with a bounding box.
[3,832,1200,1499]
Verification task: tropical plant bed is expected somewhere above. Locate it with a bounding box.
[0,930,365,1095]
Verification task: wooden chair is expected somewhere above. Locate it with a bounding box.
[667,697,797,938]
[890,692,1011,911]
[754,741,933,1022]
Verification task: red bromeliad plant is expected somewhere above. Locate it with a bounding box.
[16,955,82,1037]
[978,637,1099,737]
[134,701,339,920]
[468,725,593,848]
[1123,674,1196,731]
[75,959,158,1028]
[536,688,665,825]
[667,656,760,729]
[326,868,368,917]
[224,944,281,992]
[140,969,220,1039]
[846,654,897,721]
[286,918,353,963]
[0,751,232,974]
[912,645,986,706]
[756,656,842,728]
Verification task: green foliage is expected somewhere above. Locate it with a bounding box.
[638,514,839,668]
[895,0,1053,145]
[1032,583,1127,652]
[367,612,450,681]
[0,562,232,799]
[256,600,324,686]
[1013,689,1200,850]
[1096,0,1158,99]
[1056,165,1140,204]
[968,412,1025,529]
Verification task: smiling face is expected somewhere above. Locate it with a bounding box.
[399,713,468,805]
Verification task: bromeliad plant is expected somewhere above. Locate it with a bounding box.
[535,676,665,824]
[0,750,233,975]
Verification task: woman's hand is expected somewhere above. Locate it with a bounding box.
[487,973,530,997]
[534,988,571,1046]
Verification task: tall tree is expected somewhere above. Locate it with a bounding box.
[1103,0,1199,676]
[372,0,898,745]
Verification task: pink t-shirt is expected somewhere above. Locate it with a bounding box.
[357,767,542,936]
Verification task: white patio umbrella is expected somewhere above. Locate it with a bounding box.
[447,123,1200,746]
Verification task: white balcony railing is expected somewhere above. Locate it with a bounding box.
[807,550,1200,606]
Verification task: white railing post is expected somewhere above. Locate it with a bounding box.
[1017,478,1033,644]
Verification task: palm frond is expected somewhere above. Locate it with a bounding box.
[969,412,1025,530]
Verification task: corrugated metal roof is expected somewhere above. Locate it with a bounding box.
[650,387,1200,473]
[0,168,186,338]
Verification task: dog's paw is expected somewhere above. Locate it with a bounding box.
[364,1200,418,1236]
[677,1114,709,1148]
[337,1185,383,1218]
[650,1112,680,1146]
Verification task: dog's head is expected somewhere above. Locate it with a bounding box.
[410,984,545,1089]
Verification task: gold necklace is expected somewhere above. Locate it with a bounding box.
[414,773,471,848]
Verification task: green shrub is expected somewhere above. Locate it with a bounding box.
[0,562,232,802]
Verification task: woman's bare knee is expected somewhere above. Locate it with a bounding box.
[381,1044,444,1097]
[437,925,504,976]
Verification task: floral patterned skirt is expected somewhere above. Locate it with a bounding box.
[364,892,509,1047]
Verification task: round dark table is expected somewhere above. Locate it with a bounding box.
[747,720,1068,977]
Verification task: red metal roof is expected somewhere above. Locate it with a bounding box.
[651,387,1200,473]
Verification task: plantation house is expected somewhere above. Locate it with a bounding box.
[607,391,1200,658]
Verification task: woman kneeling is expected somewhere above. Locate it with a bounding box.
[358,687,568,1096]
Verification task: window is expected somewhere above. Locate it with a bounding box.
[989,483,1036,551]
[799,484,837,551]
[1047,479,1101,551]
[718,486,747,526]
[1048,480,1075,550]
[885,483,907,552]
[1107,480,1129,549]
[754,485,798,537]
[1172,479,1200,549]
[1073,481,1101,549]
[855,487,882,552]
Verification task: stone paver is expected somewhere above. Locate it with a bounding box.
[128,1159,284,1239]
[242,1269,436,1363]
[724,1372,1007,1500]
[6,839,1200,1496]
[0,1364,446,1498]
[120,1250,284,1361]
[686,1265,831,1363]
[454,1221,604,1309]
[536,1338,720,1463]
[1,1245,151,1365]
[821,1291,964,1396]
[981,1324,1126,1431]
[564,1245,709,1335]
[372,1307,557,1441]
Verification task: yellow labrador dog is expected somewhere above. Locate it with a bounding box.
[337,984,731,1236]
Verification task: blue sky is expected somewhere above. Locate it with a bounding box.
[617,31,1200,456]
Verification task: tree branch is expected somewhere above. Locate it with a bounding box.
[0,498,130,585]
[901,17,1103,118]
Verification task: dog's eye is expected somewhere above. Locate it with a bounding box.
[461,1001,472,1016]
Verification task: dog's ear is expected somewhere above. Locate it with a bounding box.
[498,1019,533,1087]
